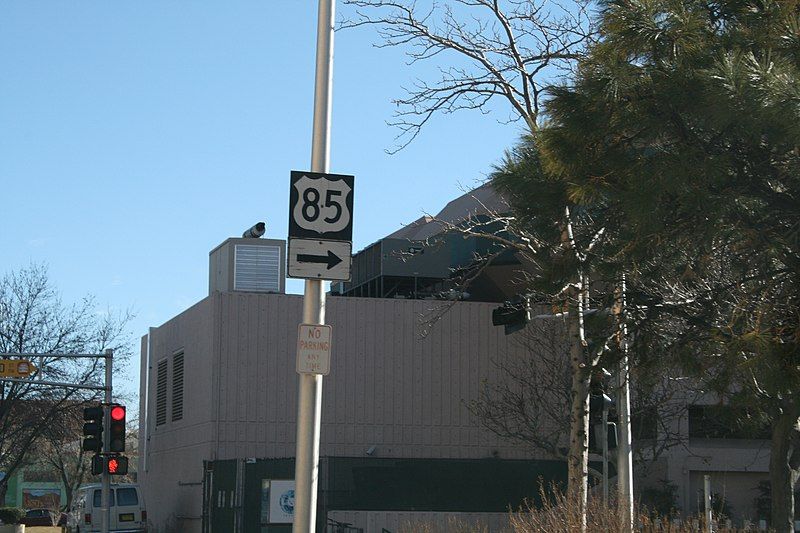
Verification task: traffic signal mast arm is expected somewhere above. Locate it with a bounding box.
[0,352,111,391]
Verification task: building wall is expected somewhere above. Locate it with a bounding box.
[210,292,548,461]
[665,439,770,524]
[141,291,555,532]
[141,296,217,532]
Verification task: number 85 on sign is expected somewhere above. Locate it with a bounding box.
[289,171,354,241]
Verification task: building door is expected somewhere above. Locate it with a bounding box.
[209,460,237,533]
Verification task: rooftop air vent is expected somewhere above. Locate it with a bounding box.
[209,237,286,295]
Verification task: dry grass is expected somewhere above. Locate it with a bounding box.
[393,491,760,532]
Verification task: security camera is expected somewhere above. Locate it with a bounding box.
[366,446,376,456]
[242,222,266,238]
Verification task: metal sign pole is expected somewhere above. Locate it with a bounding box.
[616,275,634,533]
[602,405,609,504]
[294,1,334,532]
[704,474,712,532]
[101,349,112,533]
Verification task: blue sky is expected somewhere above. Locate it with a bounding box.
[0,2,523,401]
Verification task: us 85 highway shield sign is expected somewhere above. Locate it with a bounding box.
[288,170,355,280]
[288,171,354,242]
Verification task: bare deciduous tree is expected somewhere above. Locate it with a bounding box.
[340,0,596,152]
[0,264,132,505]
[340,1,599,526]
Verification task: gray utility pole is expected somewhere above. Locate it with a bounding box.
[704,474,712,533]
[293,1,335,533]
[616,275,634,533]
[101,349,113,533]
[602,401,609,504]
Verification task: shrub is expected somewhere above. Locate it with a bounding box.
[0,507,25,524]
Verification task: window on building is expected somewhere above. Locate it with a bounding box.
[631,405,659,440]
[172,352,184,422]
[156,359,168,427]
[688,405,770,439]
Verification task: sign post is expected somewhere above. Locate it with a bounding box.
[290,2,349,532]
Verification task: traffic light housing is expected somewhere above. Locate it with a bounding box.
[106,455,129,475]
[109,404,126,452]
[588,393,618,453]
[82,405,104,452]
[91,455,129,476]
[492,296,531,335]
[590,422,618,452]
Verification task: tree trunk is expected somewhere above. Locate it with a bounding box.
[770,403,800,533]
[560,207,591,533]
[0,479,8,507]
[567,286,590,533]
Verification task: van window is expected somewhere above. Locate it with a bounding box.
[93,490,115,507]
[116,488,138,506]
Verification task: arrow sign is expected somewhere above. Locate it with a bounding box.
[288,239,352,281]
[297,250,343,270]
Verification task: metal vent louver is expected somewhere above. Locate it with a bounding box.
[233,244,281,293]
[172,352,184,422]
[156,359,168,426]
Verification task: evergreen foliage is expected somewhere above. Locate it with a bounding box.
[537,0,800,529]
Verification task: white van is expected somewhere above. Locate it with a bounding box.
[67,483,146,533]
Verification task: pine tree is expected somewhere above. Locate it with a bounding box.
[540,0,800,529]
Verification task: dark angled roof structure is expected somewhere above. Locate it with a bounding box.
[332,183,521,302]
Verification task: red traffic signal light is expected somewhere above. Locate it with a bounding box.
[91,455,129,476]
[107,456,128,475]
[109,404,126,452]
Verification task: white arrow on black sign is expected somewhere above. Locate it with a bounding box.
[288,239,352,281]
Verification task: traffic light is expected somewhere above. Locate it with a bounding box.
[588,393,618,453]
[82,405,104,452]
[91,454,103,475]
[91,455,129,476]
[109,404,126,452]
[590,422,618,452]
[106,455,129,475]
[491,296,531,335]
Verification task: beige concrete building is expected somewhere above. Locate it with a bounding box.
[139,282,563,533]
[139,190,778,533]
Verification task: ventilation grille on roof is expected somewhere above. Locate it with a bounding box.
[233,244,281,293]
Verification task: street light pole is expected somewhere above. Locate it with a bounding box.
[293,1,335,532]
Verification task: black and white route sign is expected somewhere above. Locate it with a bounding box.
[289,171,354,241]
[288,239,352,280]
[288,170,354,280]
